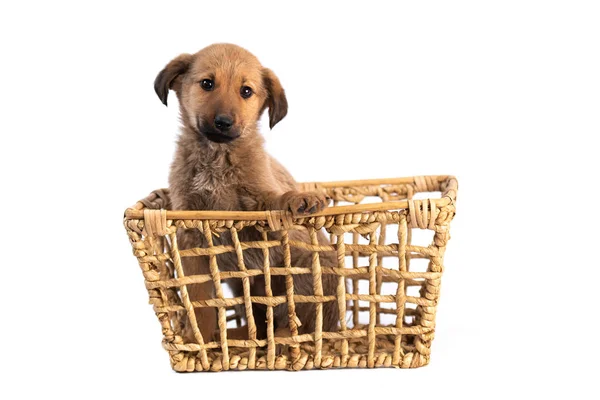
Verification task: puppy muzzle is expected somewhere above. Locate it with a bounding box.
[196,122,240,143]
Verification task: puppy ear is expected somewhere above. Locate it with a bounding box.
[154,53,193,106]
[261,68,288,129]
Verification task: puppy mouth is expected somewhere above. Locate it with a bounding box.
[200,130,240,143]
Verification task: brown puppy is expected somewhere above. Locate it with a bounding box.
[154,43,339,343]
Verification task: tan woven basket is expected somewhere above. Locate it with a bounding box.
[123,175,457,372]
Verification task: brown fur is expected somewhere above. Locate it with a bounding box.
[155,43,339,342]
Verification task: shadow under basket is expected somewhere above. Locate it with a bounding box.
[123,175,458,372]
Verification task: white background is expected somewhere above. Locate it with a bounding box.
[1,1,598,398]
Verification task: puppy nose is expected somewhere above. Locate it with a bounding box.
[214,115,233,132]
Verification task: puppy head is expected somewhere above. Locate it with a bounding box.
[154,44,287,143]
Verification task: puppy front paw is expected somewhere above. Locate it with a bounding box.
[281,191,329,216]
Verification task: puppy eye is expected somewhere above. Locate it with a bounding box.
[200,79,214,91]
[240,86,253,99]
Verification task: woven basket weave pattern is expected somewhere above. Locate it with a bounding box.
[123,175,457,371]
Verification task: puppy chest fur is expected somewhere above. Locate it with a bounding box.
[169,136,245,211]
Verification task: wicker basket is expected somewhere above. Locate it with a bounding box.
[123,175,457,372]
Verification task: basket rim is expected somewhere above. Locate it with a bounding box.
[124,175,457,221]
